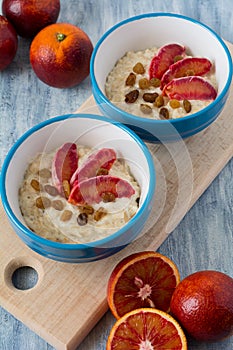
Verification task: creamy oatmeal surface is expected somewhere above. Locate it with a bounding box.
[105,46,217,119]
[19,145,140,244]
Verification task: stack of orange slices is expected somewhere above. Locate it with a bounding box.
[106,251,187,349]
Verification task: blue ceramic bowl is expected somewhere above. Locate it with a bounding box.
[0,114,155,263]
[90,13,232,142]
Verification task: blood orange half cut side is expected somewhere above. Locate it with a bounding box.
[106,308,187,350]
[107,251,180,319]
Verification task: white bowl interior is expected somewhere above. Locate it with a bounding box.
[5,116,152,227]
[94,15,230,97]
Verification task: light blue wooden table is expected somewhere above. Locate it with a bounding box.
[0,1,232,349]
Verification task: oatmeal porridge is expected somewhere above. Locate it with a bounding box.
[105,43,217,120]
[19,144,140,244]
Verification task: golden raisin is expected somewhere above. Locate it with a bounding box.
[159,107,170,119]
[174,55,183,63]
[143,92,159,103]
[52,200,64,211]
[154,95,164,108]
[149,77,161,88]
[124,211,130,223]
[169,99,181,109]
[30,179,41,192]
[185,69,195,76]
[35,196,51,209]
[96,167,109,176]
[125,89,139,103]
[38,168,51,179]
[62,180,70,199]
[94,207,107,221]
[44,184,58,196]
[183,99,192,113]
[79,205,94,215]
[60,210,73,222]
[124,211,131,222]
[125,72,136,86]
[140,104,152,115]
[101,192,116,203]
[133,62,145,74]
[139,78,150,90]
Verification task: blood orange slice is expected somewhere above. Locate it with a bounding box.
[51,142,78,193]
[107,251,180,319]
[70,147,116,186]
[162,76,217,100]
[160,57,212,88]
[149,43,185,79]
[68,175,135,205]
[106,308,187,350]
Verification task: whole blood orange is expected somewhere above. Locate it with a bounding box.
[107,308,187,350]
[107,251,180,319]
[2,0,60,38]
[0,15,18,71]
[30,23,93,88]
[170,270,233,342]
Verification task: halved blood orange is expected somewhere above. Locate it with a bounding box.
[107,251,180,319]
[106,308,187,350]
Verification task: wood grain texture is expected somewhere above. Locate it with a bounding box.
[0,1,233,350]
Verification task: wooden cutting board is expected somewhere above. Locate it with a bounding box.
[0,41,233,350]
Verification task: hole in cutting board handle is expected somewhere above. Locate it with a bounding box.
[4,256,44,291]
[12,266,38,290]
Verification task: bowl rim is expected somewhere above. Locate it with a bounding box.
[90,12,233,126]
[0,113,156,250]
